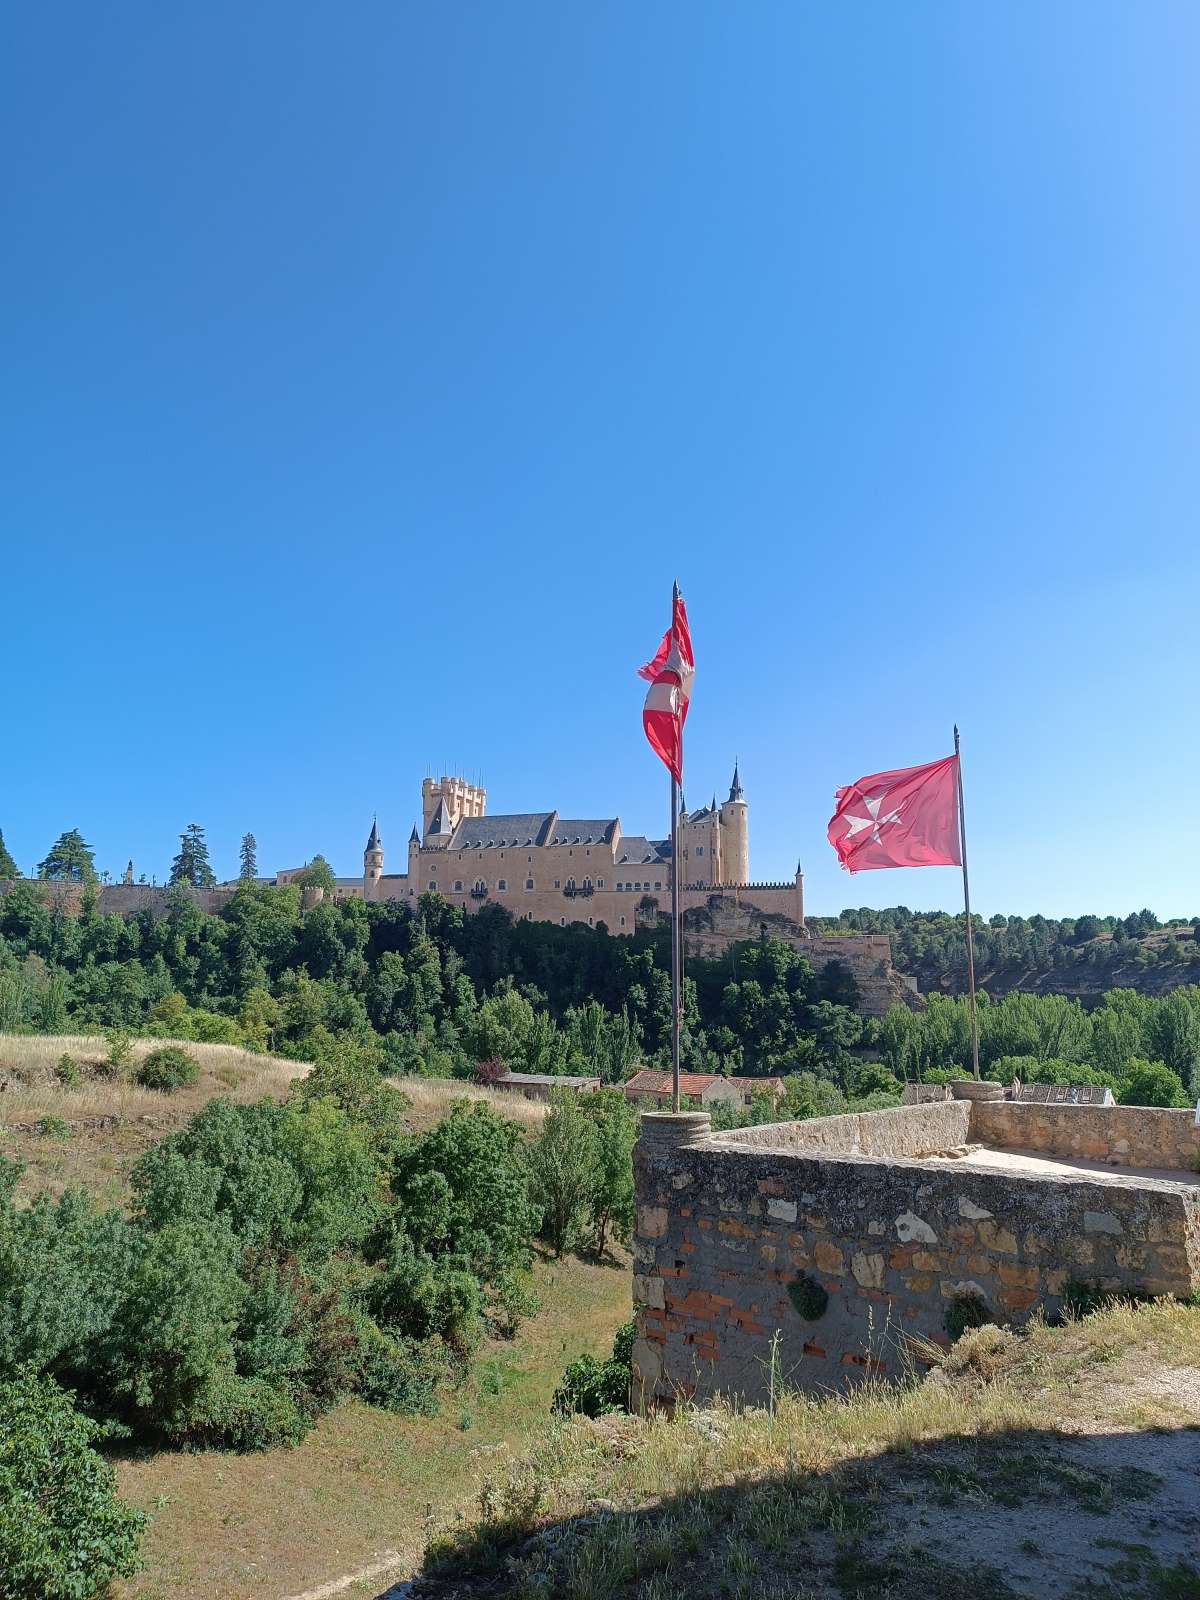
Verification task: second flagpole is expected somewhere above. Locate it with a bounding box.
[954,725,981,1081]
[670,582,682,1113]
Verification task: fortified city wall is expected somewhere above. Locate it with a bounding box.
[631,1100,1200,1410]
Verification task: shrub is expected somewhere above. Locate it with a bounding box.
[788,1273,829,1320]
[0,1368,146,1599]
[137,1045,200,1092]
[485,1269,540,1339]
[353,1318,439,1416]
[104,1028,133,1074]
[54,1054,79,1088]
[35,1116,71,1140]
[552,1320,635,1417]
[944,1290,991,1341]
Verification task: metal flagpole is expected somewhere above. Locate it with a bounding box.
[954,725,981,1081]
[670,580,682,1113]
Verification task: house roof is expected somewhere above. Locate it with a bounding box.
[624,1070,784,1097]
[495,1070,601,1087]
[1014,1083,1113,1106]
[625,1070,722,1097]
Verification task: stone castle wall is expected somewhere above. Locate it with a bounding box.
[631,1105,1200,1410]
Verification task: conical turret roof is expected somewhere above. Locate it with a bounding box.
[427,796,453,837]
[728,761,745,802]
[366,817,381,851]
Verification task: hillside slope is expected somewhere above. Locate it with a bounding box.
[403,1299,1200,1600]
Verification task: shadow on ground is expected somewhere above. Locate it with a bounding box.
[377,1420,1200,1600]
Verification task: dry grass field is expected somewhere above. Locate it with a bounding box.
[0,1033,309,1203]
[0,1034,548,1204]
[413,1298,1200,1600]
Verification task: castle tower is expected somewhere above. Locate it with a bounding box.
[421,774,486,836]
[364,817,383,893]
[718,761,749,885]
[795,859,805,930]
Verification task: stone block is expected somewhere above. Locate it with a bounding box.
[767,1198,798,1222]
[851,1251,885,1289]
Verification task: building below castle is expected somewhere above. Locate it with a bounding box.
[276,766,804,936]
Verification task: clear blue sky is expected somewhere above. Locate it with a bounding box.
[3,4,1197,919]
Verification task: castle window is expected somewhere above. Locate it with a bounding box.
[454,881,463,891]
[498,879,507,891]
[597,878,604,888]
[554,879,560,889]
[560,918,565,926]
[620,916,626,926]
[655,881,662,890]
[588,917,593,925]
[696,846,704,857]
[525,878,534,890]
[635,882,642,891]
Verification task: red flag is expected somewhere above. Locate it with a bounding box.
[827,755,961,873]
[638,592,693,784]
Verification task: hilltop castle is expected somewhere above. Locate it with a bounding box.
[277,766,805,935]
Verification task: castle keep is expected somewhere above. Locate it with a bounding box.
[278,765,805,937]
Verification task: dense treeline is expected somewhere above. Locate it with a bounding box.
[818,905,1200,990]
[0,880,875,1088]
[878,987,1200,1104]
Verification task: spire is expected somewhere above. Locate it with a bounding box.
[796,859,803,877]
[366,816,381,852]
[728,760,745,802]
[427,796,453,836]
[711,793,717,813]
[409,823,420,845]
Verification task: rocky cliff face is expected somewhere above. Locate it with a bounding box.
[680,898,921,1017]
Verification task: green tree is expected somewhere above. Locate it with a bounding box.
[0,829,20,880]
[528,1093,599,1257]
[295,856,336,894]
[37,830,96,884]
[239,833,258,880]
[1116,1059,1189,1108]
[578,1088,637,1255]
[169,824,216,889]
[0,1368,146,1599]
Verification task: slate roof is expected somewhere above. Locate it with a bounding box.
[366,817,381,851]
[426,796,454,837]
[448,812,556,849]
[615,836,671,865]
[548,819,618,846]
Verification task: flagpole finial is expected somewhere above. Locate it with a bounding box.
[953,724,960,751]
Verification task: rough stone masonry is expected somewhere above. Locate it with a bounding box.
[631,1100,1200,1409]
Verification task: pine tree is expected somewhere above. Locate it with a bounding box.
[0,829,19,879]
[169,823,216,888]
[239,832,258,880]
[37,829,97,883]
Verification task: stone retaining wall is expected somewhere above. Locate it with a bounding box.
[631,1109,1200,1411]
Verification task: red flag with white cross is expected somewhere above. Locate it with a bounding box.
[827,755,961,873]
[638,591,694,784]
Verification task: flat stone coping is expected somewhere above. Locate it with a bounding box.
[926,1144,1200,1189]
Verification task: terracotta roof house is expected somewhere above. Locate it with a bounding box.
[623,1070,784,1110]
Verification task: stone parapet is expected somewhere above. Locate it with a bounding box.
[631,1103,1200,1411]
[971,1101,1200,1174]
